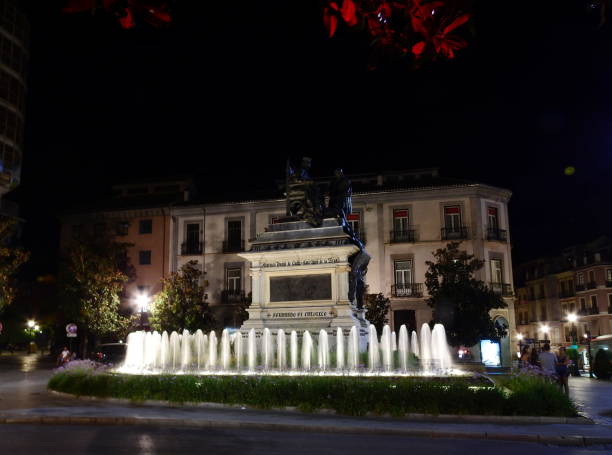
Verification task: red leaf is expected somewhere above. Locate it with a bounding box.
[118,8,136,29]
[62,0,97,13]
[340,0,358,27]
[442,13,470,35]
[411,41,426,56]
[323,6,339,38]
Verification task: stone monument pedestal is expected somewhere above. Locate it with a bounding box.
[239,218,368,345]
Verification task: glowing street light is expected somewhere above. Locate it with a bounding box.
[27,320,35,328]
[516,333,524,341]
[567,313,577,323]
[136,293,150,312]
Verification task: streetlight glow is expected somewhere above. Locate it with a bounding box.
[27,319,35,328]
[540,324,550,333]
[516,333,523,340]
[567,313,577,323]
[135,293,150,312]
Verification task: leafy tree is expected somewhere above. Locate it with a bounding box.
[365,292,390,333]
[60,231,133,352]
[425,242,507,347]
[0,218,29,314]
[149,260,215,333]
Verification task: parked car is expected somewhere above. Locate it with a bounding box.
[94,343,127,365]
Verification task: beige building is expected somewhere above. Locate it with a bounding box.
[514,237,612,347]
[59,178,192,313]
[170,169,517,366]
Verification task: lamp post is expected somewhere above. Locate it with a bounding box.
[584,331,593,378]
[136,293,150,331]
[540,324,550,342]
[567,313,578,344]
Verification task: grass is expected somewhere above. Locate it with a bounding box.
[48,371,578,418]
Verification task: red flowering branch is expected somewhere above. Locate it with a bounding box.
[322,0,472,67]
[63,0,172,29]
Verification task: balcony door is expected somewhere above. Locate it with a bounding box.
[394,260,413,296]
[226,268,241,293]
[487,207,499,230]
[491,259,503,284]
[444,206,462,232]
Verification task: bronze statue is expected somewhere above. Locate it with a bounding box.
[286,157,323,227]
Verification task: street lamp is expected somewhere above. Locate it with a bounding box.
[540,324,550,341]
[135,293,150,331]
[584,331,593,378]
[567,313,578,344]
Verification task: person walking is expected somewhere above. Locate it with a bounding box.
[520,345,531,368]
[556,347,570,395]
[538,343,557,376]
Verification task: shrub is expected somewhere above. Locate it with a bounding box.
[48,372,577,417]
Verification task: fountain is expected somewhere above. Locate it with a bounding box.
[119,323,460,377]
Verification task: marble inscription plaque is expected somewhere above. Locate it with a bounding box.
[270,274,332,302]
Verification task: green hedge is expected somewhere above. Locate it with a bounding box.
[48,372,577,417]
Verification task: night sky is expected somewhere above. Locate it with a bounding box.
[11,1,612,276]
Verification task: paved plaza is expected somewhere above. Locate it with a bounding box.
[1,353,612,453]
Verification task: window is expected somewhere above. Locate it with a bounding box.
[487,207,499,229]
[607,269,612,282]
[93,222,106,237]
[577,272,584,285]
[347,212,361,234]
[589,270,595,283]
[224,220,243,252]
[71,224,82,240]
[569,302,576,313]
[608,294,612,313]
[490,259,503,284]
[444,206,462,231]
[590,295,598,312]
[226,268,241,291]
[540,304,547,321]
[394,260,413,286]
[116,221,129,236]
[139,250,151,265]
[538,283,545,299]
[186,223,200,244]
[393,209,409,232]
[139,219,152,234]
[580,297,586,311]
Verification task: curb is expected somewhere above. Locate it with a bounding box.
[0,413,609,446]
[48,390,595,426]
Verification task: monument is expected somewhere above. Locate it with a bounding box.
[239,158,370,341]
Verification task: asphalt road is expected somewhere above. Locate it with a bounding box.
[0,425,609,455]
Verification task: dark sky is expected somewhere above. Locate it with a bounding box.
[11,1,612,276]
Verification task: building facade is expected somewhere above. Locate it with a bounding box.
[514,237,612,348]
[168,170,517,366]
[59,179,192,312]
[0,0,27,196]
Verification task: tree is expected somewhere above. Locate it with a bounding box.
[425,242,507,347]
[149,260,215,333]
[0,218,29,315]
[60,231,133,353]
[365,292,390,333]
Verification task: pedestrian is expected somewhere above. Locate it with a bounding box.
[520,345,531,368]
[538,343,558,376]
[556,347,570,395]
[57,346,70,366]
[529,345,539,366]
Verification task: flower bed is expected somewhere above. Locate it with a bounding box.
[48,370,577,418]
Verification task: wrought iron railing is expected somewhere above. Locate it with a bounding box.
[441,226,468,240]
[390,229,415,243]
[391,283,423,298]
[221,289,248,304]
[181,241,203,255]
[587,281,597,290]
[489,283,513,297]
[222,239,245,253]
[486,227,507,242]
